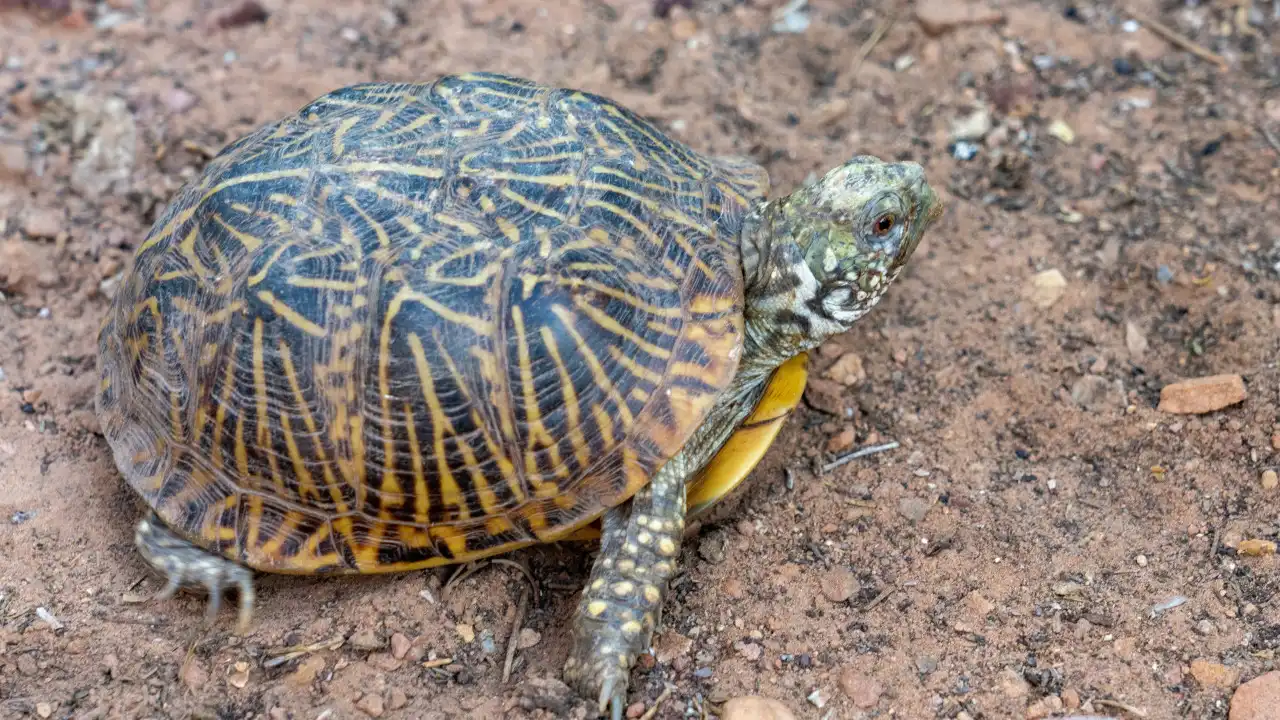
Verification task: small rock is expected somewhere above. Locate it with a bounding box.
[1125,321,1149,360]
[626,701,646,719]
[17,654,37,676]
[214,0,269,28]
[1028,269,1067,309]
[1260,470,1277,490]
[455,623,475,643]
[387,688,408,711]
[965,591,996,617]
[1236,539,1276,556]
[723,577,745,599]
[1190,658,1240,689]
[822,353,866,386]
[821,567,857,603]
[390,632,412,660]
[1194,620,1215,636]
[1001,668,1031,698]
[356,692,385,717]
[734,640,762,661]
[838,670,883,708]
[1062,688,1080,709]
[1047,119,1076,144]
[804,378,848,416]
[22,209,62,239]
[950,105,993,142]
[915,655,938,675]
[0,144,28,178]
[806,688,829,709]
[654,631,692,663]
[165,88,198,114]
[288,655,325,687]
[826,427,856,454]
[915,0,1003,36]
[1272,434,1280,451]
[228,661,250,689]
[1230,671,1280,720]
[181,658,209,690]
[1157,375,1247,414]
[517,628,541,649]
[35,704,52,719]
[720,696,796,720]
[349,628,382,650]
[1071,375,1123,412]
[897,497,930,523]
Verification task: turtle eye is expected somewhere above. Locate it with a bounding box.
[872,212,897,237]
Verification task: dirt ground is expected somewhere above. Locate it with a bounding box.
[1,0,1278,718]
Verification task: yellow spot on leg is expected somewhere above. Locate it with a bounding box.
[611,581,634,598]
[620,621,642,635]
[643,585,661,604]
[658,537,678,557]
[587,601,607,617]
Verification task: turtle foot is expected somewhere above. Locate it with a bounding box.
[133,512,255,633]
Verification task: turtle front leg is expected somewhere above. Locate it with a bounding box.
[133,512,256,633]
[563,459,686,719]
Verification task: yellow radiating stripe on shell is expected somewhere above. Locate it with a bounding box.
[211,213,264,253]
[512,306,560,495]
[256,290,327,337]
[539,325,589,474]
[550,305,634,426]
[407,332,466,519]
[279,339,345,511]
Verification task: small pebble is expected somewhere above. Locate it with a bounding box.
[390,632,411,660]
[897,497,931,523]
[838,670,884,708]
[1157,375,1247,415]
[625,701,645,719]
[1230,670,1280,720]
[1189,659,1239,689]
[820,567,857,603]
[1261,470,1277,490]
[1135,554,1147,567]
[720,696,795,720]
[1028,269,1067,309]
[517,628,541,649]
[355,693,385,717]
[1113,57,1135,75]
[35,704,52,719]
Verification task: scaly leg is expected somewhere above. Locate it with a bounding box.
[563,458,686,719]
[134,512,256,633]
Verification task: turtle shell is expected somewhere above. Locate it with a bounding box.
[95,72,770,574]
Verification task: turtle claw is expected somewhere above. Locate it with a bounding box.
[133,513,256,634]
[597,674,625,720]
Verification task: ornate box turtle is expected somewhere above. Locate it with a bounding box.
[95,72,942,716]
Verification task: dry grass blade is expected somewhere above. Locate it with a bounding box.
[1092,698,1149,718]
[1123,5,1228,71]
[638,684,675,720]
[822,441,900,472]
[501,586,530,683]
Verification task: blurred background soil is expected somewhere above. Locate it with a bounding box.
[1,0,1278,718]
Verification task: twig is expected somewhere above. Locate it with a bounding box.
[1123,5,1228,71]
[1259,124,1280,155]
[863,585,896,611]
[639,683,675,720]
[822,441,900,472]
[1092,697,1149,718]
[501,586,530,683]
[851,8,899,79]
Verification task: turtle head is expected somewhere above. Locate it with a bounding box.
[742,155,942,365]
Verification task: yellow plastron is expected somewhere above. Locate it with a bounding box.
[556,351,809,543]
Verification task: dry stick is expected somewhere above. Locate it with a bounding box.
[851,8,898,79]
[501,586,530,683]
[638,684,675,720]
[1123,5,1228,71]
[1092,698,1149,718]
[863,585,896,611]
[823,441,900,472]
[1259,124,1280,154]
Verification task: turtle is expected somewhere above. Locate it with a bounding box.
[95,72,943,716]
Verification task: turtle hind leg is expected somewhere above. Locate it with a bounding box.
[562,457,688,719]
[133,512,256,633]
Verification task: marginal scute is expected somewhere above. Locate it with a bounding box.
[96,72,763,573]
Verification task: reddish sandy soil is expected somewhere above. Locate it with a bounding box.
[1,1,1278,719]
